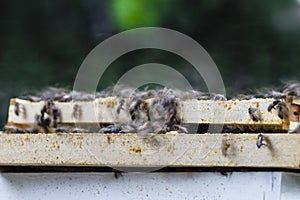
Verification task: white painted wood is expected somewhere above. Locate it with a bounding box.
[293,97,300,105]
[180,99,282,125]
[8,98,287,129]
[281,173,300,200]
[0,172,282,200]
[0,133,299,169]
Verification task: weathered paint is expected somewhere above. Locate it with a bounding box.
[8,98,288,130]
[0,172,282,200]
[0,133,299,169]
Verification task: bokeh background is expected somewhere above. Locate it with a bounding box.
[1,0,300,126]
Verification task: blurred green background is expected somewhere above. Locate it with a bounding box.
[1,0,300,126]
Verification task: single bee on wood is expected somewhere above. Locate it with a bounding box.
[212,94,227,101]
[248,107,262,122]
[116,99,125,114]
[14,102,20,116]
[267,100,289,120]
[14,102,26,118]
[37,100,62,132]
[129,98,150,121]
[99,125,121,133]
[72,104,82,120]
[256,133,265,148]
[52,106,62,128]
[267,99,280,112]
[113,170,123,179]
[276,102,289,120]
[35,113,51,133]
[172,124,188,133]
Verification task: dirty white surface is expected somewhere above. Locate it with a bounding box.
[281,173,300,200]
[1,133,299,169]
[0,172,282,200]
[8,98,284,127]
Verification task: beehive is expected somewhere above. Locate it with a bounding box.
[1,96,299,170]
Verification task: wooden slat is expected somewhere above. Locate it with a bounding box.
[0,133,299,169]
[293,97,300,105]
[8,98,288,130]
[180,99,285,126]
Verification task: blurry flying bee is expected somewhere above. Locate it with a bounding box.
[256,133,266,148]
[248,107,262,122]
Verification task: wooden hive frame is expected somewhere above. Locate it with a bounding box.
[1,96,300,170]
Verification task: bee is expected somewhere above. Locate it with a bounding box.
[267,99,280,112]
[282,82,300,96]
[276,101,289,120]
[52,106,61,128]
[3,125,26,133]
[113,170,123,179]
[35,113,51,133]
[267,100,289,120]
[41,99,54,115]
[248,107,262,122]
[129,98,150,121]
[99,125,121,133]
[172,124,188,133]
[212,94,227,101]
[37,100,62,132]
[14,102,20,116]
[256,133,266,148]
[116,99,125,114]
[14,102,26,118]
[55,126,71,133]
[72,104,82,120]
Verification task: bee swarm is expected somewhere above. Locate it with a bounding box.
[1,85,300,169]
[3,86,300,134]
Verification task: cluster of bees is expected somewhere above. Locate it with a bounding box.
[3,82,300,136]
[99,88,189,135]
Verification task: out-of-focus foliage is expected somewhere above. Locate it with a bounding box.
[110,0,170,30]
[0,0,300,126]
